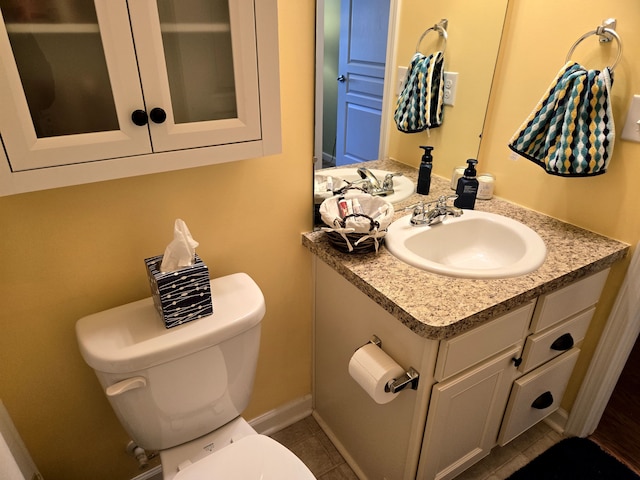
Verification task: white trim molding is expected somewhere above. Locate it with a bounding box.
[565,245,640,437]
[249,394,313,436]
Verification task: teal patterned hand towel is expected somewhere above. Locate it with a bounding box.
[394,51,444,133]
[508,61,614,176]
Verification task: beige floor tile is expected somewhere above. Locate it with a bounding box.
[269,416,563,480]
[270,420,315,447]
[319,463,360,480]
[493,453,530,479]
[289,436,338,477]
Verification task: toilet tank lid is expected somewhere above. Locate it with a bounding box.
[76,273,265,374]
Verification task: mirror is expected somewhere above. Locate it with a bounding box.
[314,0,509,204]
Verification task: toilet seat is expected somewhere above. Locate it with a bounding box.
[173,434,316,479]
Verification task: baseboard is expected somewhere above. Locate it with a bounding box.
[545,408,569,434]
[248,394,313,436]
[322,152,336,168]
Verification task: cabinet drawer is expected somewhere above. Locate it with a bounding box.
[530,269,608,333]
[498,348,580,445]
[434,301,534,381]
[519,308,594,373]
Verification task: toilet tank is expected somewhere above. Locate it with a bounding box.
[76,273,266,451]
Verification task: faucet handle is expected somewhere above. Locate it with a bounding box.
[382,172,403,190]
[436,194,457,207]
[404,200,425,212]
[406,201,429,225]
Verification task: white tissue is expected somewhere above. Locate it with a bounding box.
[348,343,405,404]
[160,219,199,273]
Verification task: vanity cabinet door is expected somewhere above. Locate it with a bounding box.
[418,345,521,480]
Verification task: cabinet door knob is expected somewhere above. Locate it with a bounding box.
[531,391,554,410]
[131,109,148,126]
[550,333,574,351]
[150,107,167,124]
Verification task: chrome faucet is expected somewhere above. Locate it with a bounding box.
[357,167,381,189]
[354,167,403,196]
[407,195,463,226]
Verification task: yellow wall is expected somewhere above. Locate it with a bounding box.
[0,2,316,479]
[2,2,639,479]
[477,0,640,408]
[388,0,508,171]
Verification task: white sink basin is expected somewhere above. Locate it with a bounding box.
[385,210,546,278]
[315,168,415,204]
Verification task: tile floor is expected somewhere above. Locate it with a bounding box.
[269,415,359,479]
[270,415,563,480]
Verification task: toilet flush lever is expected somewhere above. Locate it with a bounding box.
[106,376,147,397]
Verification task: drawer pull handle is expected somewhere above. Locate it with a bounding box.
[550,333,574,351]
[531,391,554,410]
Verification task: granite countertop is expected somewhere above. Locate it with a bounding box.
[304,159,629,340]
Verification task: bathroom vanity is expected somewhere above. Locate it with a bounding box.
[303,159,628,480]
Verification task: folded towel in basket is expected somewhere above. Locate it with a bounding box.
[508,61,615,177]
[394,51,444,133]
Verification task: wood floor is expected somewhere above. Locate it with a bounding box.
[590,336,640,474]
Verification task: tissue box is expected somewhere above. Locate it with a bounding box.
[144,254,213,328]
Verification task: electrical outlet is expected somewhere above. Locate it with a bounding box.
[621,95,640,143]
[444,72,458,106]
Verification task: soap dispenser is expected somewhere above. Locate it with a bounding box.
[453,159,479,209]
[417,146,434,195]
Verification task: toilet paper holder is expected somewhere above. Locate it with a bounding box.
[365,335,420,394]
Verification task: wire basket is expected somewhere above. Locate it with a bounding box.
[319,192,394,253]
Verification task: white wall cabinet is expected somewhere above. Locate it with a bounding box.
[0,0,280,196]
[314,261,610,480]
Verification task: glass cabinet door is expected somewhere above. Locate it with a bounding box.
[0,0,279,195]
[0,1,150,171]
[129,0,261,152]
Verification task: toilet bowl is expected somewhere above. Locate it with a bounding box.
[75,272,315,479]
[160,417,313,480]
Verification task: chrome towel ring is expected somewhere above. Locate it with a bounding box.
[565,25,623,71]
[415,19,448,54]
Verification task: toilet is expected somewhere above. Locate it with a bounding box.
[75,273,315,480]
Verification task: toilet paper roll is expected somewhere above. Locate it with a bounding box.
[348,343,405,404]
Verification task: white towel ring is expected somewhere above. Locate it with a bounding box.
[415,21,448,54]
[565,27,623,71]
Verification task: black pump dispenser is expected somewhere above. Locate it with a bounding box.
[453,159,479,209]
[417,146,434,195]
